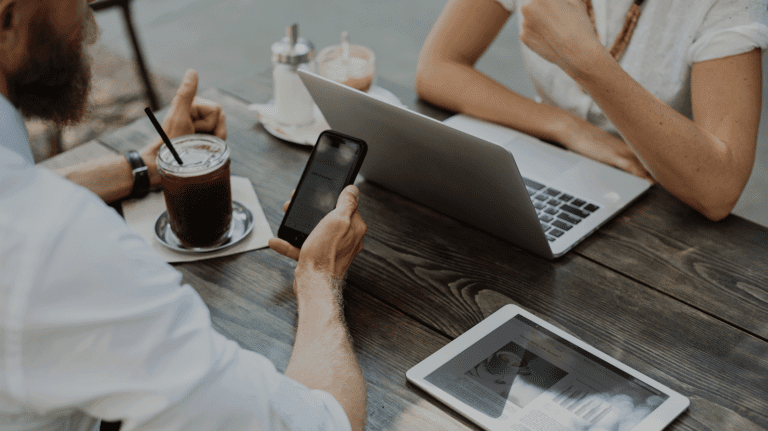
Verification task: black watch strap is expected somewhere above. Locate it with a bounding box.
[124,150,150,199]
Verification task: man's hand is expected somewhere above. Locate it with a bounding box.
[161,69,227,140]
[269,185,367,279]
[519,0,603,75]
[274,185,368,431]
[140,69,228,187]
[138,140,164,188]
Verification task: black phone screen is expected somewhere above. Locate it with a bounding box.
[283,132,363,236]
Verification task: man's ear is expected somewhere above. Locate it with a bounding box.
[0,0,26,75]
[2,4,12,29]
[0,1,18,47]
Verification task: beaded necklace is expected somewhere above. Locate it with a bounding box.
[582,0,647,60]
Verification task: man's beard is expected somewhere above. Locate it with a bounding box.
[6,10,98,126]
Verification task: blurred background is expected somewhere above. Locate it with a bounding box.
[33,0,768,227]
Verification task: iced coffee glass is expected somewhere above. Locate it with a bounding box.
[317,44,376,92]
[157,134,232,248]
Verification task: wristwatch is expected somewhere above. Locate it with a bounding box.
[124,150,150,199]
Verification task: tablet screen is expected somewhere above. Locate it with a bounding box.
[425,315,669,430]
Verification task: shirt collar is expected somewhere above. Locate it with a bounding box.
[0,93,34,166]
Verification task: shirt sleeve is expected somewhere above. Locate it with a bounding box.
[495,0,515,13]
[15,171,351,431]
[687,0,768,63]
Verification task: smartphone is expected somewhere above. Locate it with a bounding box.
[278,130,368,248]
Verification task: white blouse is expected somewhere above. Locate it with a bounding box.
[495,0,768,136]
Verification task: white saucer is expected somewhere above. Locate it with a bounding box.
[257,104,331,146]
[249,86,405,146]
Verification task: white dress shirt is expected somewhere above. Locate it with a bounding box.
[0,94,351,431]
[495,0,768,136]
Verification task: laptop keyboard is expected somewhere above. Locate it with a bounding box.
[523,178,601,242]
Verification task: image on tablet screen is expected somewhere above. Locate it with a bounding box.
[465,340,567,408]
[425,315,669,429]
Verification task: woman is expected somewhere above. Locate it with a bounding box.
[416,0,767,221]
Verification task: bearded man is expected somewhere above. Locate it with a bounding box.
[0,2,368,431]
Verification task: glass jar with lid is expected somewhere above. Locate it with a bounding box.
[271,23,316,127]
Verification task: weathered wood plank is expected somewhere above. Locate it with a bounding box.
[348,181,768,430]
[174,250,479,431]
[375,78,768,341]
[575,186,768,338]
[94,87,768,430]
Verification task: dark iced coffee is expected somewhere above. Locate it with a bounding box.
[157,135,232,248]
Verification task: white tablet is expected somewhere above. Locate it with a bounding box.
[407,305,689,431]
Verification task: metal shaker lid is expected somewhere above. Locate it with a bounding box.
[271,23,315,65]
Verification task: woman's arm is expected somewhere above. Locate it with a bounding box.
[416,0,650,178]
[518,0,761,221]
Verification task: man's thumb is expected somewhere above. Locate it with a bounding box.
[172,69,198,110]
[335,185,360,216]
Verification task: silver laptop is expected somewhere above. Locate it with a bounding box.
[298,70,651,259]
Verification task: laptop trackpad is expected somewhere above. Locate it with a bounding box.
[500,137,579,181]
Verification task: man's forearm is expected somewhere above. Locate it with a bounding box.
[54,154,134,203]
[285,269,367,431]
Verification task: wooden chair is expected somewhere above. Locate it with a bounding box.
[90,0,160,111]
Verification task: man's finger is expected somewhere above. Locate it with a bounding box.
[192,97,222,118]
[193,112,221,133]
[214,111,227,140]
[334,185,360,217]
[281,191,296,212]
[268,238,301,261]
[171,69,199,112]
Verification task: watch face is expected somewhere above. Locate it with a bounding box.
[125,150,145,168]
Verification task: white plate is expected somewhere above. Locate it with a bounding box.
[250,86,405,146]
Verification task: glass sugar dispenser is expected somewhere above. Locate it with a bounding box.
[271,23,316,127]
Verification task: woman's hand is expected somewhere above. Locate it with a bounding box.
[560,118,653,181]
[519,0,603,74]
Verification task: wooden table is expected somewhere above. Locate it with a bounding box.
[42,80,768,430]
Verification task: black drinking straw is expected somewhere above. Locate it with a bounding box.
[144,107,183,165]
